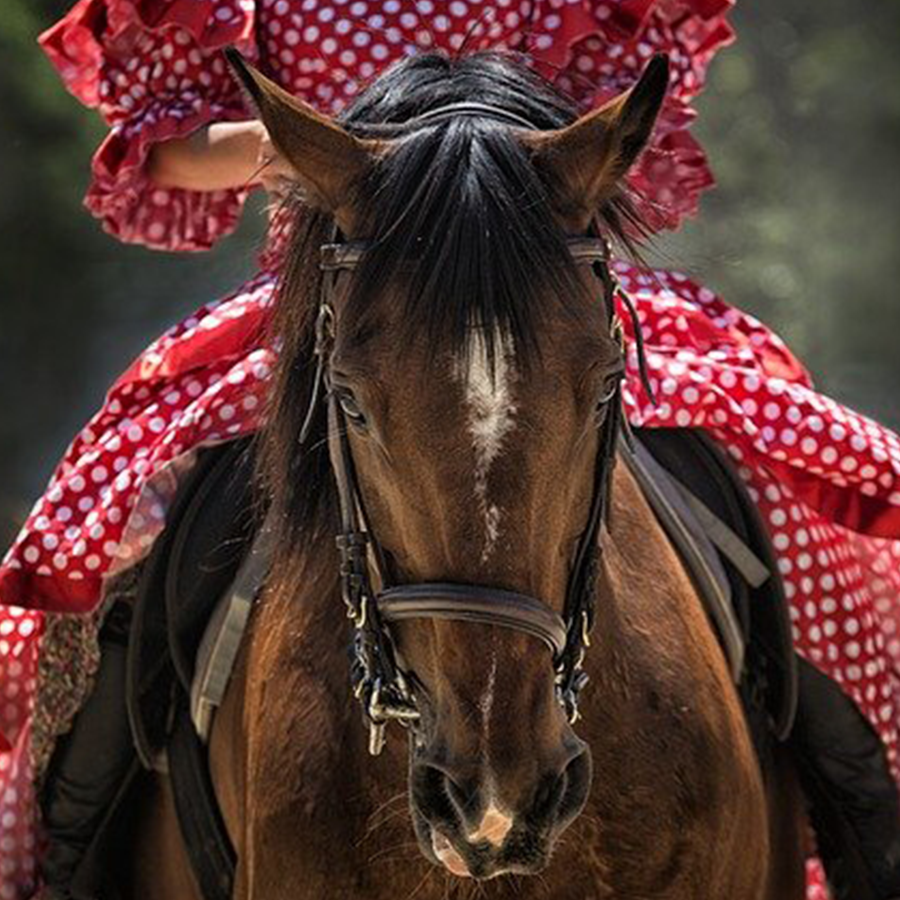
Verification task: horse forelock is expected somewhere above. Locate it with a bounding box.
[258,50,646,564]
[341,53,583,374]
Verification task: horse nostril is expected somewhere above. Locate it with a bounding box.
[555,745,592,830]
[531,765,567,823]
[412,763,470,828]
[529,745,593,832]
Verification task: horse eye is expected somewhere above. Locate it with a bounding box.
[337,389,367,426]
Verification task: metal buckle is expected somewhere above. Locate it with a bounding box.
[554,608,595,724]
[320,242,367,272]
[363,674,421,756]
[611,313,624,349]
[368,720,387,756]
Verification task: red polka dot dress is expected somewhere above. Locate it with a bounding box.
[0,1,897,896]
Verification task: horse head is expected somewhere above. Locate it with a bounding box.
[236,50,669,880]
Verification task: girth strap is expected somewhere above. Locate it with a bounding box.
[377,584,567,657]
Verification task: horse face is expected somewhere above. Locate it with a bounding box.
[326,274,616,877]
[234,49,668,879]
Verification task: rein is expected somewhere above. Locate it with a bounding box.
[301,103,644,755]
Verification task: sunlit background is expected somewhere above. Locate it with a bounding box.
[1,0,899,547]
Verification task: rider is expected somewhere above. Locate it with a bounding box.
[1,2,900,898]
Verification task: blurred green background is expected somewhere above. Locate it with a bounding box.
[1,0,899,548]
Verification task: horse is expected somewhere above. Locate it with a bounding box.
[125,50,807,899]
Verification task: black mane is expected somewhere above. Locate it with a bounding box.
[260,52,642,549]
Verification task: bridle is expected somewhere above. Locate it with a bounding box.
[300,103,643,756]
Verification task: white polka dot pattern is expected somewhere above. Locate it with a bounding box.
[39,0,735,251]
[2,261,899,898]
[0,273,275,611]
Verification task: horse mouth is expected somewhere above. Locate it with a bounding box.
[431,830,472,877]
[413,809,550,881]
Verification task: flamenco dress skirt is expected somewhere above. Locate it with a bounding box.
[0,1,898,896]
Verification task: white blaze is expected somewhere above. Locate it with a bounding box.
[454,330,517,562]
[479,650,498,736]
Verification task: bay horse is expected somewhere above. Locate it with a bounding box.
[127,51,806,899]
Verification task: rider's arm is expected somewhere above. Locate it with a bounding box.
[148,121,267,192]
[148,120,295,196]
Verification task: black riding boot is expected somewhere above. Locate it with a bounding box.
[39,602,136,900]
[792,657,900,900]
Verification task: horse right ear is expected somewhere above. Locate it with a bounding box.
[225,49,382,234]
[521,54,670,232]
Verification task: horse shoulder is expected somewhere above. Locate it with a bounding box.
[574,461,770,898]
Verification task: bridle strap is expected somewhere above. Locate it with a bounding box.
[566,252,622,612]
[321,235,612,274]
[315,227,628,744]
[378,584,567,657]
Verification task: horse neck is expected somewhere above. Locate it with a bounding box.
[582,457,734,707]
[574,458,770,884]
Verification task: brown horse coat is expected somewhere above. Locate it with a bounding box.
[125,50,806,900]
[128,463,805,898]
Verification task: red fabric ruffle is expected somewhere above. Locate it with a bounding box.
[526,0,735,230]
[39,0,257,112]
[39,0,257,250]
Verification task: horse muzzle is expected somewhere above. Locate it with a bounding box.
[409,742,593,879]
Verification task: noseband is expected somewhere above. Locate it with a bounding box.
[303,104,640,755]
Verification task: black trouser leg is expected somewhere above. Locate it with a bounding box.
[39,604,135,897]
[792,657,900,900]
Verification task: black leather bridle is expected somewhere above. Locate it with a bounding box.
[300,104,638,756]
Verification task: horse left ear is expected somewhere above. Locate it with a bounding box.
[522,54,670,232]
[226,49,382,233]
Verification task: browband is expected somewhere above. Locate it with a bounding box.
[320,236,612,273]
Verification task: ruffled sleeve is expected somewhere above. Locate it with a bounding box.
[39,0,258,251]
[526,0,735,231]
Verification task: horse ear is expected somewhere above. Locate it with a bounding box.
[522,54,670,232]
[226,49,380,233]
